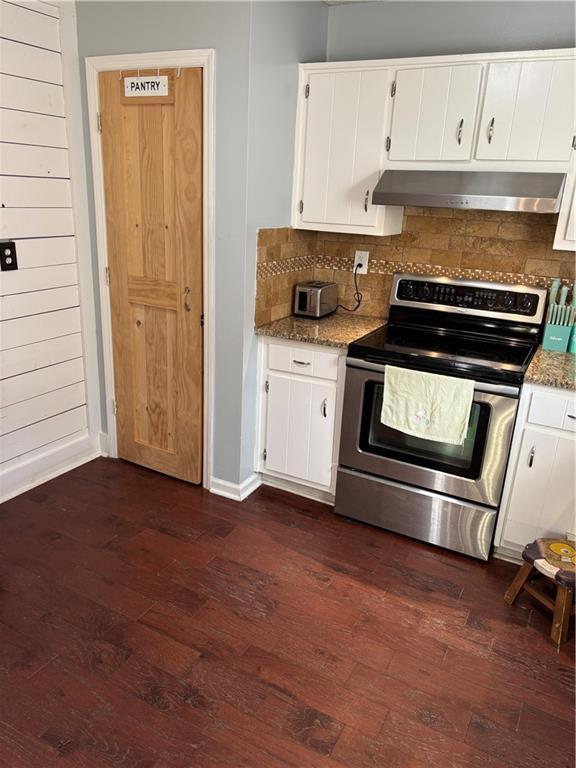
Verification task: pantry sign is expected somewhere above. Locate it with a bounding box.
[124,75,169,97]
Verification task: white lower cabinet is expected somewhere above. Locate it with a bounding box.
[265,373,336,487]
[257,339,344,498]
[496,384,576,557]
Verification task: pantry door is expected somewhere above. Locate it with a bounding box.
[99,68,203,483]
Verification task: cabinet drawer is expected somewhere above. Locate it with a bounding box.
[267,343,338,380]
[528,391,576,431]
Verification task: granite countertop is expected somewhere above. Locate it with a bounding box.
[255,311,385,348]
[526,347,576,391]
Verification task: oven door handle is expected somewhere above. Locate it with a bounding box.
[346,357,520,397]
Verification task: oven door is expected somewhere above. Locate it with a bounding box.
[339,359,519,507]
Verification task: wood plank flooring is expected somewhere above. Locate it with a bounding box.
[0,457,573,767]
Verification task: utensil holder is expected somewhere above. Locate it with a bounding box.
[543,322,571,352]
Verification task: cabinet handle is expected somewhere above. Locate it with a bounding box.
[487,117,495,145]
[321,398,328,418]
[184,286,191,312]
[528,446,535,468]
[364,189,370,213]
[457,118,464,145]
[572,135,576,150]
[567,414,576,420]
[293,360,311,367]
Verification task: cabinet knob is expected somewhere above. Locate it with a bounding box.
[321,397,328,418]
[528,446,535,468]
[364,189,370,213]
[457,118,464,145]
[487,117,495,145]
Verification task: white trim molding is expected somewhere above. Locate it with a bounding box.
[0,433,100,504]
[210,473,262,503]
[57,1,103,448]
[84,49,216,489]
[261,474,334,506]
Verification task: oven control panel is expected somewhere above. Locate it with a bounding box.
[396,278,541,317]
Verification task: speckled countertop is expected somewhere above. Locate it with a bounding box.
[525,347,576,391]
[255,312,385,348]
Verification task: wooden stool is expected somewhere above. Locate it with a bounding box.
[504,538,576,647]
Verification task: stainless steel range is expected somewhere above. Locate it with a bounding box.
[335,273,547,560]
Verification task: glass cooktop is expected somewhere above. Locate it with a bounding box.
[349,324,536,384]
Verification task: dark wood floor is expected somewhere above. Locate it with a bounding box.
[0,458,573,768]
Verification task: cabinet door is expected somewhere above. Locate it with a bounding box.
[477,59,575,161]
[509,428,557,518]
[503,427,576,547]
[476,62,521,160]
[543,435,576,538]
[538,60,575,161]
[300,69,389,229]
[308,381,336,487]
[442,65,483,160]
[264,372,336,488]
[389,64,482,161]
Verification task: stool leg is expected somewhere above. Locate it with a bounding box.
[551,586,574,647]
[504,562,534,605]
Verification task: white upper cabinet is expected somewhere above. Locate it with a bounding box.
[295,69,403,236]
[389,64,483,161]
[476,59,575,161]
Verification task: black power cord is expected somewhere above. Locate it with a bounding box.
[337,263,363,312]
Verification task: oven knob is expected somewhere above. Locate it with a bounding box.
[419,284,432,300]
[502,293,514,309]
[519,294,532,311]
[402,282,414,298]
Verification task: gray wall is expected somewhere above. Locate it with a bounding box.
[76,1,253,484]
[327,1,576,61]
[75,1,327,485]
[241,2,328,480]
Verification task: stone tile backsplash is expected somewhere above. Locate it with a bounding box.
[255,208,575,326]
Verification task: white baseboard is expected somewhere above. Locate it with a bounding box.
[99,431,111,456]
[261,473,334,505]
[493,545,523,564]
[210,472,262,502]
[0,431,101,503]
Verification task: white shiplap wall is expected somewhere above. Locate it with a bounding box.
[0,0,89,487]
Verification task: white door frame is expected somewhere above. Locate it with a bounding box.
[85,49,215,488]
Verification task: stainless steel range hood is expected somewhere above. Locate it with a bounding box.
[372,170,565,213]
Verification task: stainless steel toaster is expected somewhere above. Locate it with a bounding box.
[293,281,338,318]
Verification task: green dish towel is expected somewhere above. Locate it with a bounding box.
[381,365,475,446]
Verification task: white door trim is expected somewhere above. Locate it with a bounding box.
[85,49,215,488]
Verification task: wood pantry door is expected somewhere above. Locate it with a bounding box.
[99,68,203,483]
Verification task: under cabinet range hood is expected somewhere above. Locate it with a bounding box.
[372,170,566,213]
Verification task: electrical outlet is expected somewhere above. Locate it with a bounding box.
[354,250,369,275]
